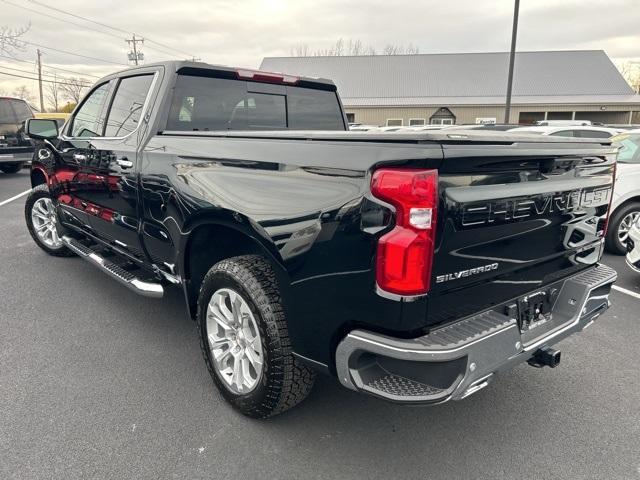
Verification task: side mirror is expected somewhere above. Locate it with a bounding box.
[26,118,59,140]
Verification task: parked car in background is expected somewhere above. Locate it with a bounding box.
[446,124,521,131]
[349,123,379,131]
[625,218,640,272]
[0,97,34,173]
[535,120,592,127]
[507,125,622,139]
[607,132,640,254]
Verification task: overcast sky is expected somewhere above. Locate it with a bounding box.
[1,0,639,105]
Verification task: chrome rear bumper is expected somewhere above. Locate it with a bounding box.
[335,264,617,404]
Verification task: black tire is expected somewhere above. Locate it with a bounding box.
[24,185,75,257]
[197,255,315,418]
[605,202,640,255]
[0,162,24,174]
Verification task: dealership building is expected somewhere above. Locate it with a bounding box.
[260,50,640,126]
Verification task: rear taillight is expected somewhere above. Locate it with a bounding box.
[371,168,438,296]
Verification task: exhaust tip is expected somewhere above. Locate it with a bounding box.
[527,346,561,368]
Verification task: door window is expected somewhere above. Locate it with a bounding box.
[70,83,110,137]
[105,75,154,137]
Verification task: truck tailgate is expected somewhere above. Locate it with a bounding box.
[427,140,616,326]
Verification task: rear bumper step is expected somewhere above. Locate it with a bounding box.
[62,236,164,298]
[335,263,617,404]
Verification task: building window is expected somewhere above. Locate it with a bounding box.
[430,118,454,125]
[409,118,425,126]
[429,107,456,125]
[386,119,403,127]
[346,113,355,123]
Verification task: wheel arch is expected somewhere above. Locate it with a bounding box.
[30,166,48,188]
[180,219,290,319]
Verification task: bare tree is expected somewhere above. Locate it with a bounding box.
[382,43,420,55]
[290,43,310,57]
[45,75,63,112]
[617,61,640,94]
[0,24,29,55]
[291,38,418,57]
[60,77,89,104]
[12,85,34,103]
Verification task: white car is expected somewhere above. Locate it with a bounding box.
[507,125,622,139]
[625,218,640,272]
[607,132,640,254]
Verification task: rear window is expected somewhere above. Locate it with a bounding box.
[166,75,344,131]
[613,135,640,163]
[10,100,33,123]
[0,100,15,123]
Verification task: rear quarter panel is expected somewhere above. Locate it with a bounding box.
[139,134,443,366]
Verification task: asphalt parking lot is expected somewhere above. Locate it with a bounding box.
[1,170,639,480]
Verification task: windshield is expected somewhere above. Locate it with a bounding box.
[612,134,640,163]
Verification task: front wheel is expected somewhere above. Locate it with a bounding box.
[197,255,315,418]
[24,185,75,257]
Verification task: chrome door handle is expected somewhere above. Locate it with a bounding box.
[73,153,87,162]
[116,158,133,169]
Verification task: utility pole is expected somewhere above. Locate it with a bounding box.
[126,34,144,65]
[504,0,520,124]
[36,48,44,113]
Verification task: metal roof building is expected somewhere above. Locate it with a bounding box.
[260,50,640,126]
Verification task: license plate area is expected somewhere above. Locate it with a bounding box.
[505,287,564,344]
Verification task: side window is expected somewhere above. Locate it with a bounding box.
[104,75,154,137]
[549,130,574,137]
[70,83,110,137]
[577,130,611,139]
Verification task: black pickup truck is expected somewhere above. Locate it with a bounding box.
[0,96,34,173]
[25,61,617,418]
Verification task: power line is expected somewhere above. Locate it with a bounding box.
[0,0,124,41]
[25,0,198,59]
[0,53,102,78]
[1,0,184,60]
[0,69,95,86]
[19,40,127,66]
[0,64,92,85]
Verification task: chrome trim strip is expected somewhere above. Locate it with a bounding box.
[62,235,164,298]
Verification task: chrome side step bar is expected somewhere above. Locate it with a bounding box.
[62,235,164,298]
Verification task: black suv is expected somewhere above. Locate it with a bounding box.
[0,97,34,173]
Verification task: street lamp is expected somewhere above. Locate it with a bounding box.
[504,0,520,124]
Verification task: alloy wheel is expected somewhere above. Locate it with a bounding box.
[31,197,63,249]
[206,288,264,394]
[618,211,640,245]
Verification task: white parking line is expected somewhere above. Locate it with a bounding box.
[0,189,31,207]
[612,284,640,300]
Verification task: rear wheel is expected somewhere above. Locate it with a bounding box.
[24,185,74,257]
[197,255,315,418]
[605,202,640,255]
[0,162,24,174]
